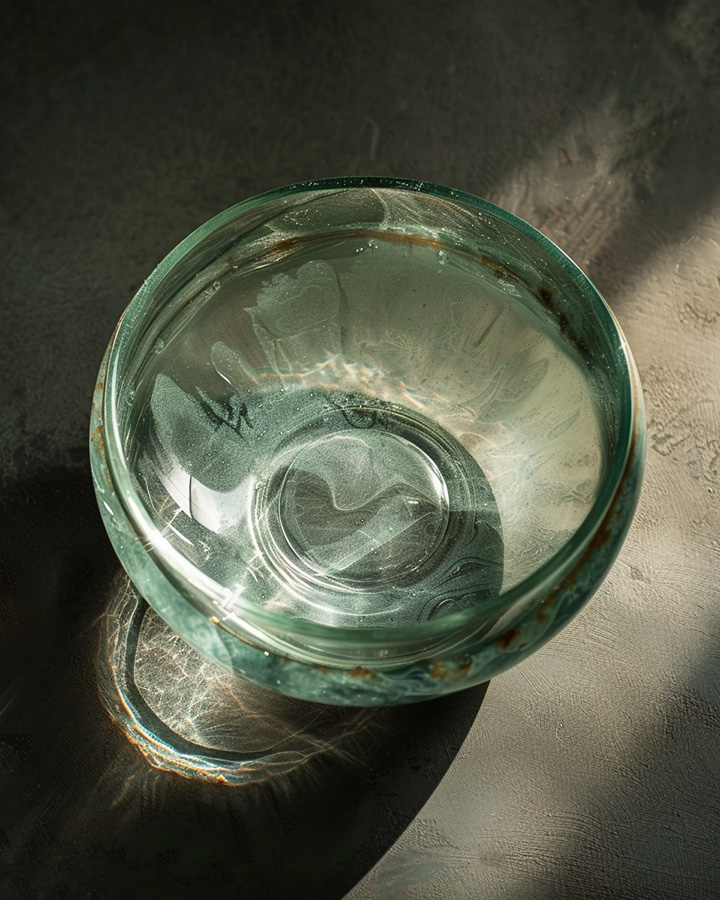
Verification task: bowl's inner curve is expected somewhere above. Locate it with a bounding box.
[125,230,605,629]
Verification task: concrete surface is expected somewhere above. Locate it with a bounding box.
[1,1,718,898]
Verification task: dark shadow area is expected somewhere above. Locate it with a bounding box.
[0,469,488,899]
[0,0,719,506]
[10,0,717,490]
[2,0,718,504]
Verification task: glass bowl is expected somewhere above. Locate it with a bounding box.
[90,177,645,706]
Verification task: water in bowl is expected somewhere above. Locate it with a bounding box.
[126,232,605,629]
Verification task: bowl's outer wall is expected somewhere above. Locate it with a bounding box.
[91,320,645,705]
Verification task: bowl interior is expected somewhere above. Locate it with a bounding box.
[104,180,628,654]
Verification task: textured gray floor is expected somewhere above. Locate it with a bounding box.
[1,1,719,898]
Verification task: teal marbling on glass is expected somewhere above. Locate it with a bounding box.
[90,177,645,706]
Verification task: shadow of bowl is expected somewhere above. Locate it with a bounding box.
[92,571,489,899]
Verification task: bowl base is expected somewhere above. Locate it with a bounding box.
[249,397,504,626]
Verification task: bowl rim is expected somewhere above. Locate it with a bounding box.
[97,175,640,650]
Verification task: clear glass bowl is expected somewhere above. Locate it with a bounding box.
[90,177,645,706]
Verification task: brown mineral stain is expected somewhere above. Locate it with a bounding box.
[539,284,553,305]
[537,283,573,341]
[267,229,446,264]
[496,627,521,650]
[92,424,104,453]
[430,661,446,679]
[543,421,640,599]
[349,666,374,678]
[457,657,472,677]
[480,254,516,280]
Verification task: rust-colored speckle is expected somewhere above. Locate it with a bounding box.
[543,423,639,598]
[537,283,573,341]
[266,230,446,265]
[92,424,104,453]
[457,657,472,677]
[536,609,549,624]
[480,254,516,280]
[316,665,329,675]
[96,380,104,392]
[496,627,521,650]
[430,661,446,679]
[348,666,374,678]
